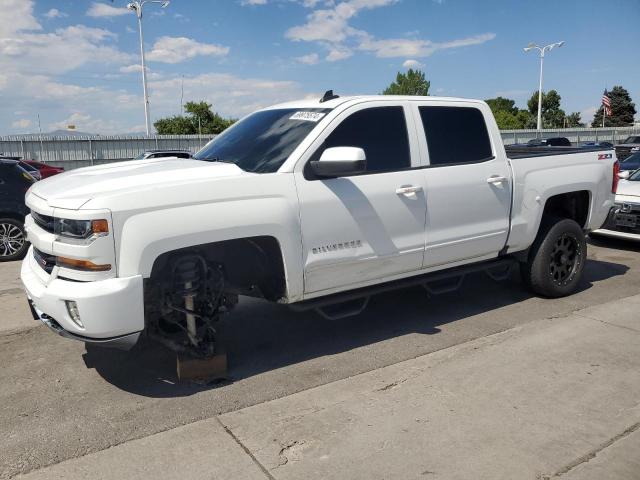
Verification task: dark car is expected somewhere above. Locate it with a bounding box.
[0,159,35,261]
[619,151,640,172]
[526,137,572,147]
[22,160,65,179]
[614,135,640,161]
[133,149,193,160]
[580,141,614,148]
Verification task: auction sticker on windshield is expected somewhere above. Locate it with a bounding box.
[290,111,326,122]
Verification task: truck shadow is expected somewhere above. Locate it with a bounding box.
[83,257,629,398]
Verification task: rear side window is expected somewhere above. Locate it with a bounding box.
[322,106,411,173]
[419,106,492,166]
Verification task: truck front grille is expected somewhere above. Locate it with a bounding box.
[31,210,55,234]
[33,247,56,274]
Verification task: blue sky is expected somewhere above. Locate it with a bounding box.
[1,0,639,134]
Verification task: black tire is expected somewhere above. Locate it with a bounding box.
[520,217,586,298]
[0,217,29,262]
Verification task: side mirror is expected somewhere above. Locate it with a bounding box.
[618,170,631,180]
[310,147,367,178]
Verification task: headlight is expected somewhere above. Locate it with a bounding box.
[632,147,640,152]
[54,218,109,239]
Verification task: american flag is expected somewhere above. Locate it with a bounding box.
[602,89,612,116]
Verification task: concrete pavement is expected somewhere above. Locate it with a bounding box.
[9,293,640,480]
[2,238,639,479]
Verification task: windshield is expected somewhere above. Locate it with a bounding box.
[629,170,640,181]
[624,136,640,144]
[193,108,331,173]
[134,152,147,160]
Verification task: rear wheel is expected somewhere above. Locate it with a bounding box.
[521,217,586,298]
[0,218,29,262]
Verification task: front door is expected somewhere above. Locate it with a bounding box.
[295,104,427,295]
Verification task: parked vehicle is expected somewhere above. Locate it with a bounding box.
[619,151,640,172]
[580,141,613,148]
[0,159,34,261]
[526,137,572,147]
[23,160,64,179]
[592,169,640,241]
[17,161,41,181]
[1,156,41,181]
[134,149,193,160]
[21,94,617,361]
[614,135,640,161]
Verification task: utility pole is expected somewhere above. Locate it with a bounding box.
[523,41,565,131]
[127,1,170,136]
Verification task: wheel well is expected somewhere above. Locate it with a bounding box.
[149,236,287,301]
[542,191,590,228]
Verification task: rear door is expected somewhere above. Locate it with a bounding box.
[294,102,428,294]
[412,102,512,268]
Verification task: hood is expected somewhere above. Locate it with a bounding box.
[616,179,640,199]
[30,157,246,210]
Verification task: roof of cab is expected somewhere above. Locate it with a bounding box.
[264,95,485,111]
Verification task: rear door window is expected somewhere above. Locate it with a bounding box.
[419,106,492,166]
[321,106,411,173]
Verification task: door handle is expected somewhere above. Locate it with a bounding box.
[487,175,508,184]
[395,185,423,196]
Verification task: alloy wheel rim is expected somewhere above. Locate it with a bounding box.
[549,233,580,286]
[0,222,25,257]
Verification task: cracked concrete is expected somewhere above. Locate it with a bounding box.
[221,296,640,480]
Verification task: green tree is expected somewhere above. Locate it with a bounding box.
[527,90,566,128]
[154,101,235,135]
[591,86,637,127]
[382,69,430,96]
[564,112,584,128]
[485,97,519,116]
[485,96,533,129]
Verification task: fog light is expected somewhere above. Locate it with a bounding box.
[65,301,84,328]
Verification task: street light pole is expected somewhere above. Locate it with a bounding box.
[524,41,565,131]
[127,1,170,136]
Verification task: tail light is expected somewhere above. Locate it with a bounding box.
[612,160,620,193]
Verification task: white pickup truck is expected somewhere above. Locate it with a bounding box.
[21,93,618,359]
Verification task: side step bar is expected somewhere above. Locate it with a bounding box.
[290,257,517,318]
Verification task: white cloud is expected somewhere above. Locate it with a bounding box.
[359,32,496,58]
[120,64,143,73]
[402,59,424,69]
[0,0,40,37]
[146,36,230,64]
[12,119,31,129]
[149,73,312,119]
[86,2,130,17]
[0,25,133,75]
[285,1,494,62]
[295,53,320,64]
[580,106,598,124]
[45,9,68,19]
[241,0,268,4]
[326,46,353,61]
[48,112,135,135]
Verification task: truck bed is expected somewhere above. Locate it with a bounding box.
[505,145,611,159]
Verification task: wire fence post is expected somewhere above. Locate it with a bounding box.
[89,139,94,166]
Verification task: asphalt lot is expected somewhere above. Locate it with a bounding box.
[1,236,639,479]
